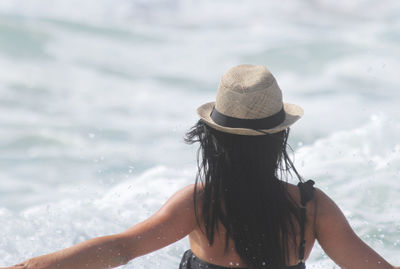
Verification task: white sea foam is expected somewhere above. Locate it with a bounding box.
[296,114,400,265]
[0,166,193,267]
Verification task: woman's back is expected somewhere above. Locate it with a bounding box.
[179,179,396,269]
[183,182,317,268]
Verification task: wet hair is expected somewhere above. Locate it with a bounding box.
[185,120,303,269]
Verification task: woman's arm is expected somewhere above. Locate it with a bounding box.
[2,184,197,269]
[11,234,129,269]
[314,188,398,269]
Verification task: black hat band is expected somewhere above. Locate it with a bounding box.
[210,106,286,130]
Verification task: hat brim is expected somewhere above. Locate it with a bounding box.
[197,102,303,136]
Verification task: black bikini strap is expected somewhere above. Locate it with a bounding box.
[297,180,315,262]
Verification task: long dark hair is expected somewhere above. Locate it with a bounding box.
[185,120,303,269]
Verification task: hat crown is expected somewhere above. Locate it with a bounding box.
[215,64,283,119]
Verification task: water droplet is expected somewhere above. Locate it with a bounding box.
[297,141,303,147]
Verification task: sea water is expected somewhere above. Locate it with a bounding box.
[0,0,399,267]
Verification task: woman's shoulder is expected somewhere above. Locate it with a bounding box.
[283,180,328,202]
[172,183,204,209]
[282,181,316,204]
[285,181,348,231]
[284,182,302,200]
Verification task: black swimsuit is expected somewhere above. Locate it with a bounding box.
[179,180,315,269]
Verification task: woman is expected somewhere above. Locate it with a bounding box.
[2,64,398,269]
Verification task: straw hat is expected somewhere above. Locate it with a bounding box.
[197,64,303,135]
